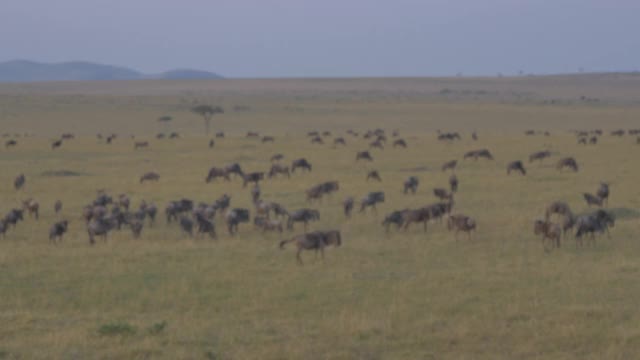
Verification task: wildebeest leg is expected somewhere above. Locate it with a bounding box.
[296,248,304,266]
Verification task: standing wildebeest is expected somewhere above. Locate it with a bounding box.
[22,199,39,220]
[449,174,458,193]
[271,153,284,162]
[545,201,573,220]
[51,139,63,150]
[87,216,117,244]
[583,193,603,207]
[447,214,477,240]
[5,140,16,148]
[14,174,25,190]
[356,151,373,161]
[286,209,320,231]
[577,137,587,145]
[279,230,342,265]
[262,136,275,143]
[179,216,194,237]
[247,131,260,138]
[206,167,230,182]
[118,194,130,210]
[393,139,407,148]
[574,210,615,246]
[134,141,149,149]
[463,149,494,160]
[556,157,579,172]
[253,216,284,233]
[194,213,217,239]
[224,163,244,179]
[433,188,452,201]
[242,172,264,188]
[359,192,385,213]
[311,136,324,144]
[140,201,157,226]
[334,137,346,146]
[268,163,290,179]
[165,199,194,223]
[366,170,382,182]
[369,139,384,149]
[533,219,562,250]
[441,160,457,172]
[208,139,215,148]
[291,158,312,173]
[54,200,63,214]
[4,209,24,228]
[589,136,598,144]
[156,133,165,139]
[216,131,225,138]
[382,209,409,233]
[507,160,526,175]
[529,150,551,163]
[255,201,288,219]
[169,132,179,139]
[140,171,160,183]
[402,207,431,232]
[226,208,250,235]
[213,194,231,213]
[403,176,419,194]
[49,220,69,243]
[343,197,354,218]
[596,183,609,205]
[471,132,478,141]
[438,132,461,141]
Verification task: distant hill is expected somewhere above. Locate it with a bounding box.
[0,60,223,82]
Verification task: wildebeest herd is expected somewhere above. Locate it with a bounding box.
[2,127,633,265]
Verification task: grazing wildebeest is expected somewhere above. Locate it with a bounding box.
[206,167,231,182]
[507,160,526,175]
[216,131,225,138]
[254,216,284,233]
[226,208,250,235]
[242,172,264,188]
[291,158,312,173]
[165,199,194,223]
[134,141,149,149]
[545,201,573,220]
[279,230,341,265]
[140,171,160,183]
[402,207,431,232]
[356,151,373,161]
[247,131,260,138]
[574,210,615,246]
[208,139,215,148]
[87,216,117,244]
[255,201,288,219]
[556,157,579,172]
[382,209,408,232]
[528,150,551,163]
[271,153,284,162]
[404,176,419,194]
[194,213,217,239]
[583,193,603,207]
[596,183,609,205]
[611,129,625,136]
[268,163,290,179]
[392,139,407,148]
[262,136,275,143]
[533,219,562,250]
[311,136,324,144]
[334,137,346,146]
[169,132,180,139]
[433,188,452,201]
[93,193,113,207]
[366,170,382,182]
[369,139,384,149]
[251,184,261,203]
[4,209,24,228]
[5,140,16,148]
[441,160,457,171]
[22,199,39,220]
[61,133,74,140]
[179,216,194,237]
[213,194,231,213]
[286,209,320,231]
[438,132,461,141]
[225,163,244,178]
[54,200,63,214]
[463,149,494,160]
[447,214,476,240]
[525,130,536,136]
[343,197,354,218]
[449,174,458,193]
[14,174,25,190]
[49,220,69,243]
[359,192,385,213]
[51,139,63,150]
[307,131,319,137]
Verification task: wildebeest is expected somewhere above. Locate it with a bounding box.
[206,167,230,182]
[213,194,231,213]
[134,141,149,149]
[343,197,354,218]
[545,201,573,220]
[533,219,562,250]
[311,136,324,144]
[139,201,157,226]
[286,208,320,231]
[589,136,598,144]
[279,230,341,265]
[529,150,551,163]
[169,132,180,139]
[471,132,478,141]
[4,209,24,228]
[22,199,39,220]
[441,160,457,171]
[334,137,346,146]
[225,163,244,178]
[118,194,130,210]
[556,157,579,172]
[93,193,113,207]
[194,212,217,239]
[87,216,117,244]
[254,216,284,233]
[447,214,476,239]
[403,176,419,194]
[179,216,194,237]
[247,131,260,138]
[393,139,407,148]
[438,132,461,141]
[291,158,312,173]
[140,171,160,183]
[268,164,290,179]
[262,136,275,143]
[14,174,25,190]
[507,160,526,175]
[242,172,264,188]
[51,139,63,150]
[271,153,284,162]
[574,209,615,246]
[226,208,250,235]
[54,200,63,214]
[583,193,603,207]
[49,220,69,243]
[356,151,373,161]
[433,188,452,201]
[209,139,215,148]
[251,184,261,203]
[255,201,288,220]
[366,170,382,182]
[165,199,194,223]
[382,209,408,232]
[129,219,144,239]
[596,183,609,205]
[401,207,431,232]
[463,149,494,160]
[359,191,385,213]
[5,140,16,148]
[216,131,225,138]
[449,174,458,193]
[578,137,587,145]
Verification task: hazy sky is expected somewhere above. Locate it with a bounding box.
[1,0,638,77]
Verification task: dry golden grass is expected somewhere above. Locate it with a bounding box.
[0,76,639,359]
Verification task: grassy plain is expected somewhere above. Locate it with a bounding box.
[0,75,639,359]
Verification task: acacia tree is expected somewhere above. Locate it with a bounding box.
[191,105,224,135]
[157,115,173,133]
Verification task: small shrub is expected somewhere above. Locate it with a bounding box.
[147,321,167,335]
[98,322,137,337]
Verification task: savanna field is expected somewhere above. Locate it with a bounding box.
[1,75,640,359]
